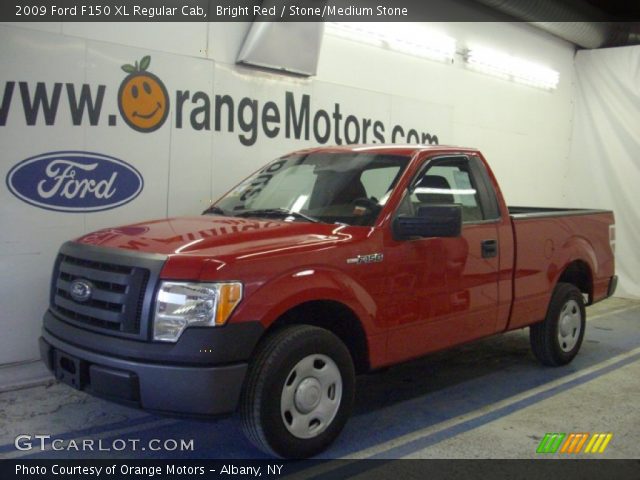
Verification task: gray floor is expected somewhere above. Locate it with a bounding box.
[0,297,638,461]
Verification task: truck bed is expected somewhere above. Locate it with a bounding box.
[506,207,615,330]
[508,206,610,218]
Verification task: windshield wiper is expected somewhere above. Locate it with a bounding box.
[202,205,227,216]
[235,208,321,223]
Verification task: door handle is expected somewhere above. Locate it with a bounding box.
[481,239,498,258]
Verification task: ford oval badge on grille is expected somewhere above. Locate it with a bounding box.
[70,279,93,303]
[6,151,143,213]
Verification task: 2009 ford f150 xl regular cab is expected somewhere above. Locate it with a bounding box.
[40,145,617,458]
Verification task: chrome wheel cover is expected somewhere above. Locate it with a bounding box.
[280,354,342,439]
[558,299,582,352]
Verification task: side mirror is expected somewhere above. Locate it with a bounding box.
[393,204,462,240]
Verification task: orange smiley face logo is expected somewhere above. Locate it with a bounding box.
[118,56,169,133]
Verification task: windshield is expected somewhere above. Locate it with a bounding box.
[211,153,409,226]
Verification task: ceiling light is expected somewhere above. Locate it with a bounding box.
[325,22,456,63]
[465,47,560,90]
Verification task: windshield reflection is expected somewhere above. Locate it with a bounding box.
[211,153,409,227]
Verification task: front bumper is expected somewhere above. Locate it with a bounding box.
[40,312,264,417]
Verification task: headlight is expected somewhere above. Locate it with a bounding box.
[153,281,243,342]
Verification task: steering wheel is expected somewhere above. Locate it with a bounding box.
[352,196,380,210]
[351,198,382,225]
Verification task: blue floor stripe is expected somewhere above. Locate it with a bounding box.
[315,309,640,458]
[369,350,640,459]
[298,351,640,479]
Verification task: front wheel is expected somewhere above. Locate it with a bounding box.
[530,282,586,366]
[240,325,355,458]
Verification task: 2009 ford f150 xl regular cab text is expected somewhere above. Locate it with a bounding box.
[40,145,617,458]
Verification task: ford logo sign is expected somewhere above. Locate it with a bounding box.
[69,279,93,303]
[6,151,143,213]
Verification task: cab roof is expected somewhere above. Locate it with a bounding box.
[287,144,481,157]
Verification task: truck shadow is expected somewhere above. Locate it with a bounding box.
[353,329,534,414]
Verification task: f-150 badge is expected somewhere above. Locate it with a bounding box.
[346,253,384,264]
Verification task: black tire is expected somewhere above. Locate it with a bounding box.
[240,325,355,458]
[530,282,586,366]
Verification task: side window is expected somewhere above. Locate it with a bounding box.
[409,157,485,223]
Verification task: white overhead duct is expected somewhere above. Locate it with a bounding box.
[236,21,325,76]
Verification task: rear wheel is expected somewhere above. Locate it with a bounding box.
[530,282,586,366]
[240,325,355,458]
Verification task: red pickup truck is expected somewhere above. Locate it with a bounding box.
[40,145,616,458]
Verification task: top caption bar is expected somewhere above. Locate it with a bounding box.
[2,0,640,22]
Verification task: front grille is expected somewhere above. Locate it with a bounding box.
[50,246,160,339]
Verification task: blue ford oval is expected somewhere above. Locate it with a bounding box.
[6,151,144,213]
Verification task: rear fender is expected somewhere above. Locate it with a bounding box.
[554,235,597,287]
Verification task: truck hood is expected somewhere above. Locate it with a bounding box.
[75,215,356,259]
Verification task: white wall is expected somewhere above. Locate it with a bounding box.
[0,21,577,365]
[566,46,640,300]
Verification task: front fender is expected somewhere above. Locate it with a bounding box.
[232,265,379,336]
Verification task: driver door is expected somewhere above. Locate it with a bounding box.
[384,155,501,363]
